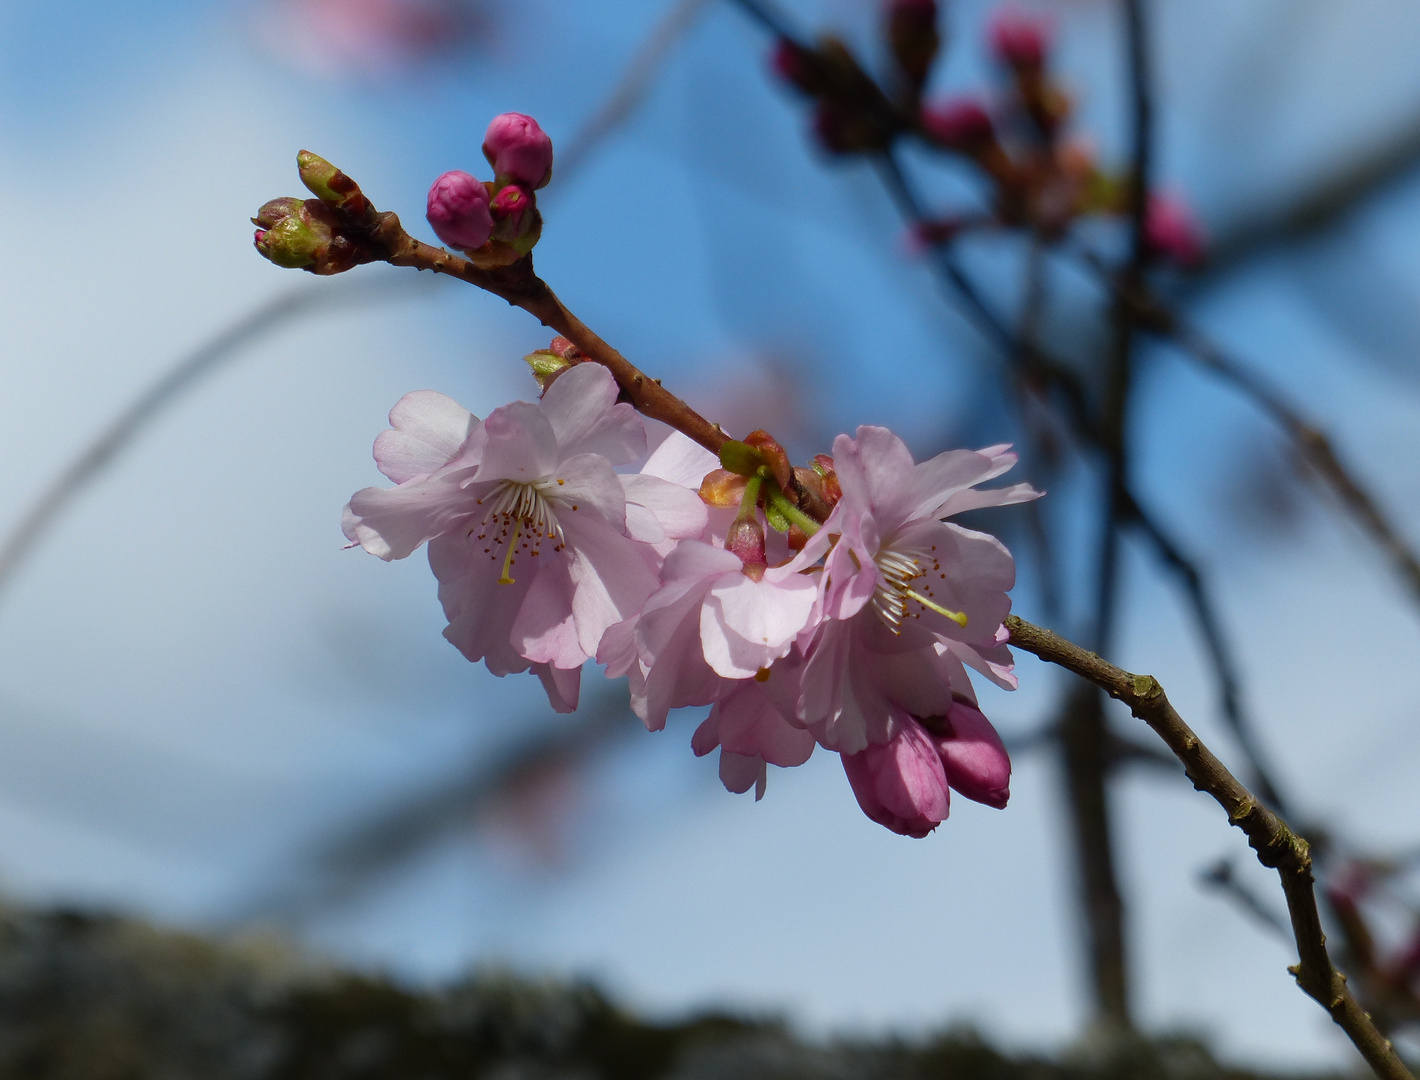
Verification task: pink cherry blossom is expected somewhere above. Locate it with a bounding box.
[797,426,1038,754]
[343,363,662,706]
[691,652,815,801]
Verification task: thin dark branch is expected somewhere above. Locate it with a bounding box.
[1005,615,1416,1080]
[720,0,800,43]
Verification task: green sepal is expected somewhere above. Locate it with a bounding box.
[718,440,764,477]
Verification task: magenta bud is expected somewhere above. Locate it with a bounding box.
[482,112,554,190]
[772,38,814,90]
[490,183,533,228]
[426,170,493,250]
[1144,192,1206,267]
[921,97,995,151]
[989,7,1050,69]
[928,699,1011,809]
[842,716,950,838]
[727,517,767,575]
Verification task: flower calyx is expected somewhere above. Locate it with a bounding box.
[252,194,379,275]
[523,337,587,394]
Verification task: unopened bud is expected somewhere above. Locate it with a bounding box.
[988,7,1049,69]
[523,348,578,392]
[548,336,583,360]
[252,197,373,275]
[483,112,554,190]
[886,0,940,91]
[772,38,824,96]
[489,183,534,237]
[698,468,749,508]
[1144,192,1206,267]
[921,97,995,152]
[811,454,842,505]
[727,517,768,577]
[297,150,370,218]
[923,699,1011,809]
[426,170,493,251]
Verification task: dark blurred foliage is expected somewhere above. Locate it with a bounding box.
[0,902,1352,1080]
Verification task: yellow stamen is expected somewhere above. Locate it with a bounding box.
[498,519,521,585]
[754,667,772,683]
[905,588,968,627]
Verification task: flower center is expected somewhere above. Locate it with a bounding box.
[474,478,566,585]
[872,543,967,633]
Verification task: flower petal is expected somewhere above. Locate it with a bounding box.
[533,662,582,714]
[702,572,819,679]
[373,390,479,483]
[343,472,476,560]
[473,400,559,483]
[620,473,709,544]
[642,430,720,489]
[511,553,588,669]
[429,532,534,677]
[540,362,646,464]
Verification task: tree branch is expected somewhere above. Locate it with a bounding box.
[1005,614,1417,1080]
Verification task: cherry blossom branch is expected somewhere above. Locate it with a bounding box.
[1004,614,1417,1080]
[357,212,729,455]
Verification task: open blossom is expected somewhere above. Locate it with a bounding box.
[797,426,1038,756]
[343,363,677,708]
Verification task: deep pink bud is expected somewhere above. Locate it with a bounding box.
[841,715,950,837]
[772,38,813,91]
[920,97,995,151]
[929,699,1011,809]
[426,170,492,250]
[490,183,533,228]
[988,8,1050,69]
[1144,192,1206,267]
[482,112,554,190]
[727,517,768,577]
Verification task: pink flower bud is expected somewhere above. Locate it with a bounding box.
[988,7,1050,69]
[929,699,1011,809]
[727,517,768,577]
[841,715,950,837]
[426,169,492,250]
[490,183,533,229]
[1144,192,1206,267]
[772,38,814,91]
[921,97,995,151]
[482,112,554,190]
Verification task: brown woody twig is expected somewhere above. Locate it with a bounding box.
[1005,614,1417,1080]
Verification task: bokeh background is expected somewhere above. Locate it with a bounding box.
[2,0,1420,1070]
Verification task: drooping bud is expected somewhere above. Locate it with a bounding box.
[297,150,371,219]
[841,715,950,837]
[426,170,493,251]
[726,517,768,578]
[886,0,940,93]
[988,7,1049,69]
[482,112,554,190]
[923,699,1011,809]
[921,97,995,152]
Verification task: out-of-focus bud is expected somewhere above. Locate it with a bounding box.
[482,112,554,190]
[988,7,1049,70]
[726,517,768,578]
[771,38,825,96]
[886,0,940,93]
[920,97,995,152]
[489,183,534,237]
[924,699,1011,809]
[841,715,950,837]
[813,102,886,154]
[252,197,374,274]
[426,169,493,251]
[298,150,371,218]
[1144,192,1206,267]
[904,216,969,255]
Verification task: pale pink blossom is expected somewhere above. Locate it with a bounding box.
[797,426,1038,754]
[691,652,815,800]
[343,364,661,705]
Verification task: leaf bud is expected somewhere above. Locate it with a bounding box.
[297,150,371,218]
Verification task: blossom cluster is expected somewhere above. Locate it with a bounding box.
[344,358,1039,837]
